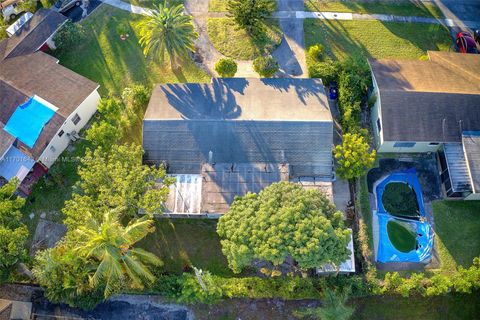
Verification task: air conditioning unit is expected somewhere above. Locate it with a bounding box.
[67,130,81,142]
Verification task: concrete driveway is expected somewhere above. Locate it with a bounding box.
[273,0,307,77]
[62,0,101,22]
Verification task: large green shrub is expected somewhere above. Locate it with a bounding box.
[227,0,276,34]
[337,58,371,133]
[214,58,238,77]
[53,21,87,52]
[217,182,351,274]
[307,44,325,62]
[253,55,279,77]
[308,60,338,86]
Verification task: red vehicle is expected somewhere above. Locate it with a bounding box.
[456,31,479,54]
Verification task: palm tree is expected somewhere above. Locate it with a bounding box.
[75,210,163,297]
[138,1,198,69]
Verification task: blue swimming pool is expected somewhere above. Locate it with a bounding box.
[375,169,434,263]
[4,95,56,148]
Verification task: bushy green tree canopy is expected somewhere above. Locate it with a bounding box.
[334,133,376,180]
[217,182,351,273]
[63,144,172,229]
[227,0,275,34]
[0,179,28,280]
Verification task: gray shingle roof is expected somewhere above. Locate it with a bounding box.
[143,79,334,178]
[370,51,480,143]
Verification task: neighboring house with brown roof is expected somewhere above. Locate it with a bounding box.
[0,9,100,192]
[369,51,480,199]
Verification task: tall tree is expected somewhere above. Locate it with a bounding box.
[62,144,173,229]
[33,212,162,306]
[0,179,28,280]
[334,133,376,180]
[227,0,275,34]
[74,211,163,297]
[217,182,351,274]
[33,244,104,309]
[138,1,198,69]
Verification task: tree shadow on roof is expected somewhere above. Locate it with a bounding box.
[259,78,325,105]
[160,79,245,120]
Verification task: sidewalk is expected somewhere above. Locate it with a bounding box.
[99,0,480,29]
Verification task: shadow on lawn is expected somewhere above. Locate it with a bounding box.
[433,201,480,268]
[304,18,371,60]
[305,0,443,19]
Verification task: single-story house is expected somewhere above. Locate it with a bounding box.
[369,51,480,199]
[0,9,100,193]
[143,78,335,215]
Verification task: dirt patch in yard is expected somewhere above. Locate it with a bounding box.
[30,219,67,256]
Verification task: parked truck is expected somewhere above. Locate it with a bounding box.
[0,0,24,21]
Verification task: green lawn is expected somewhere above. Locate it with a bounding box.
[387,220,417,253]
[54,4,210,99]
[207,18,282,60]
[304,19,451,60]
[305,0,444,19]
[382,182,419,217]
[121,0,183,9]
[209,0,228,12]
[433,200,480,274]
[139,218,234,276]
[352,294,480,320]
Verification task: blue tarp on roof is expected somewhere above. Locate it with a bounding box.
[375,169,434,263]
[4,96,56,148]
[0,146,35,181]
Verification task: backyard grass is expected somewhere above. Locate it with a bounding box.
[304,19,451,60]
[304,0,444,19]
[139,218,234,276]
[387,220,417,253]
[207,18,282,60]
[352,294,480,320]
[433,200,480,274]
[382,182,419,217]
